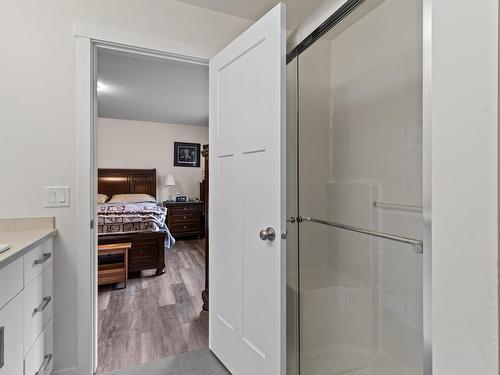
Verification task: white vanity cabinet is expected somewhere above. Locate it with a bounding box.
[0,280,24,375]
[0,235,54,375]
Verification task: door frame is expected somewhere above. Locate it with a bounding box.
[75,24,211,375]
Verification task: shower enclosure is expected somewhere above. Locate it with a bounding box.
[286,0,426,374]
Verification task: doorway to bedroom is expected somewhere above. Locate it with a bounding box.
[94,46,211,374]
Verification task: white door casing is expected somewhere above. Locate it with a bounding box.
[209,3,286,375]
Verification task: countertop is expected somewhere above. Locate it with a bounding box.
[0,217,57,269]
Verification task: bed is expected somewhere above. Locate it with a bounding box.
[97,168,171,275]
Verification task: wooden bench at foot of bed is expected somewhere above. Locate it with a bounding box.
[98,231,166,276]
[98,242,131,288]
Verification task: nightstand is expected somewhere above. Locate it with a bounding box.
[164,201,204,239]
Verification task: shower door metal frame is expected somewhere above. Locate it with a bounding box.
[286,0,433,374]
[422,0,433,373]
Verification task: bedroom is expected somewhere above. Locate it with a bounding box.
[95,47,210,374]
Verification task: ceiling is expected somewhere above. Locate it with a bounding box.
[175,0,325,31]
[97,49,209,126]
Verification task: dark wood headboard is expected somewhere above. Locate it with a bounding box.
[98,169,157,199]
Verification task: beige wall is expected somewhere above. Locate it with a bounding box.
[97,118,208,200]
[0,1,251,373]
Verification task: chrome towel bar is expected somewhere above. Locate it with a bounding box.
[373,202,423,213]
[297,216,423,254]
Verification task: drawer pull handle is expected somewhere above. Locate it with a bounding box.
[34,297,52,314]
[35,353,53,375]
[34,253,52,265]
[0,326,4,369]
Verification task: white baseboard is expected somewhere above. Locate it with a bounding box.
[52,367,78,375]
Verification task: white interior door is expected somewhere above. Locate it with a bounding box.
[209,3,286,375]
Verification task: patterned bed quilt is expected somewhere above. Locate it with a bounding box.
[97,202,175,247]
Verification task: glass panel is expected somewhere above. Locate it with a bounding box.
[286,56,299,375]
[296,0,424,374]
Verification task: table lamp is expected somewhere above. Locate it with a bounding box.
[163,174,176,201]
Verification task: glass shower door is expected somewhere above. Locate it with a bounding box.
[291,0,424,374]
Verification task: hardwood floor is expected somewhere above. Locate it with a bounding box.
[97,239,208,374]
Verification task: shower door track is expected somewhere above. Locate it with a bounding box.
[297,216,424,254]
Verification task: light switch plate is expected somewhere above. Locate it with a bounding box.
[44,186,70,207]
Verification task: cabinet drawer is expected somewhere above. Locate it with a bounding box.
[171,213,199,223]
[24,319,53,375]
[24,238,53,286]
[171,222,200,233]
[24,264,53,355]
[0,257,23,310]
[169,205,199,215]
[0,292,23,375]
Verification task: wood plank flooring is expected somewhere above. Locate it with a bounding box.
[97,239,208,374]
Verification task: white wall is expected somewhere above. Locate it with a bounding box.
[0,1,251,373]
[97,118,208,200]
[430,1,499,374]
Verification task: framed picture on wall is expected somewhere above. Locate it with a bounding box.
[174,142,201,167]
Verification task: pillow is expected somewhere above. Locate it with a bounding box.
[108,193,156,204]
[97,194,109,204]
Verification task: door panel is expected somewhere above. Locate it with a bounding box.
[209,4,286,375]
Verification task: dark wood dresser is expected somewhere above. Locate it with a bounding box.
[164,201,203,239]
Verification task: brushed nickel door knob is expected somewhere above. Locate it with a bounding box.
[259,227,276,241]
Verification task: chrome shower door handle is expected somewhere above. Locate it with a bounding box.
[259,227,276,241]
